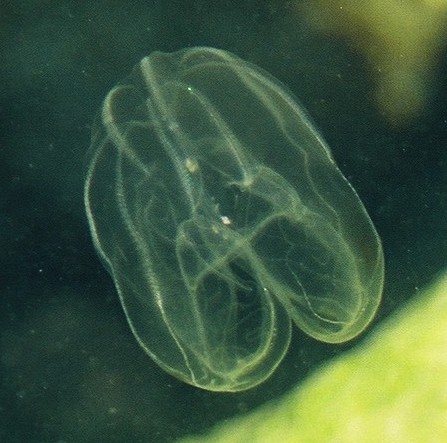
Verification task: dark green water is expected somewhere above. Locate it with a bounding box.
[1,1,446,442]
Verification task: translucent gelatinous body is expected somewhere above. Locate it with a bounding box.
[84,47,384,392]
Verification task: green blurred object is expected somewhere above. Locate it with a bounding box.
[181,271,447,442]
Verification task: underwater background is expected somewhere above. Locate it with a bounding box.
[1,1,446,442]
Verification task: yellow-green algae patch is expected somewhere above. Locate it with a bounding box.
[181,271,447,442]
[299,0,447,126]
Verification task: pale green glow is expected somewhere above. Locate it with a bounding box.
[181,271,447,442]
